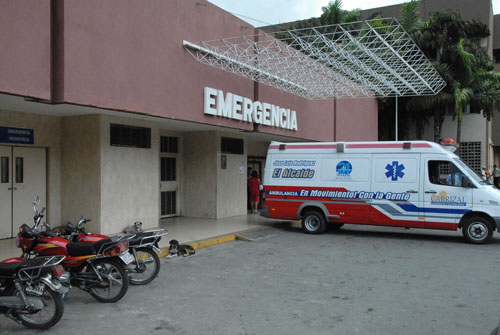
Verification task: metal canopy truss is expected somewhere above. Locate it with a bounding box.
[183,18,446,100]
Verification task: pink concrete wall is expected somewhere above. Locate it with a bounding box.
[62,0,377,141]
[63,0,254,131]
[335,98,378,141]
[0,0,378,141]
[0,0,51,100]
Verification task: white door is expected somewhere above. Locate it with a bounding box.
[423,157,473,228]
[371,154,424,228]
[160,155,179,218]
[0,146,46,238]
[0,146,12,238]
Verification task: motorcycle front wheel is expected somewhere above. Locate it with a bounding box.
[128,248,161,285]
[9,285,64,330]
[87,259,129,303]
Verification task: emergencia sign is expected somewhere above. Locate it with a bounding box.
[0,126,34,144]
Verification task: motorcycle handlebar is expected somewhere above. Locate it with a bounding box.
[39,230,55,238]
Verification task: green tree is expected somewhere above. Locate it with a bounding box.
[404,9,499,144]
[320,0,360,25]
[399,0,421,33]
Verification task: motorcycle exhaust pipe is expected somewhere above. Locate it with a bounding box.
[0,296,44,309]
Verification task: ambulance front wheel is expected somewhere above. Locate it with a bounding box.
[462,216,493,244]
[302,211,327,234]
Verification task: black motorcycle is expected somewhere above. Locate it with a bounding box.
[0,255,68,329]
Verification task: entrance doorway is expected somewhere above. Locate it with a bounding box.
[159,136,180,218]
[247,157,265,210]
[0,146,46,239]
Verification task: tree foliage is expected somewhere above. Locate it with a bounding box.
[400,8,499,144]
[400,0,421,33]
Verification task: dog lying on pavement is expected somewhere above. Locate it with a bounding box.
[167,239,196,258]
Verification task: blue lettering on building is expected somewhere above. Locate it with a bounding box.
[0,126,34,145]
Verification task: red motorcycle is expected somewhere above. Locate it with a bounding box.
[54,218,166,285]
[10,198,132,303]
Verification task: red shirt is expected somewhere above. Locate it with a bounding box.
[248,177,260,198]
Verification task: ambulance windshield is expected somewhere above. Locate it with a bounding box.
[453,158,488,185]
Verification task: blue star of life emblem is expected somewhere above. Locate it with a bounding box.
[385,161,405,181]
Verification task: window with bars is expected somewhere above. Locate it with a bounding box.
[221,137,244,155]
[161,136,179,153]
[161,191,176,216]
[456,142,481,174]
[110,124,151,148]
[161,157,176,181]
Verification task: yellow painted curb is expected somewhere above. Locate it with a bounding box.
[158,248,170,258]
[191,234,237,249]
[158,226,270,257]
[158,234,236,258]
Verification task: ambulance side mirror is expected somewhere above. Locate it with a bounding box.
[461,176,472,188]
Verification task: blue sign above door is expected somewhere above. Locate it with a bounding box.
[0,126,34,144]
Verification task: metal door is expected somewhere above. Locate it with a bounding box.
[160,155,178,217]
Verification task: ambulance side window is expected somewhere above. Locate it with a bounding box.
[428,160,465,187]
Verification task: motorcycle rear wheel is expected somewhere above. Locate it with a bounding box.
[128,248,161,285]
[87,259,129,303]
[9,285,64,330]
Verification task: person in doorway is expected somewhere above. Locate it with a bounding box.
[493,165,500,188]
[247,167,253,210]
[248,171,261,214]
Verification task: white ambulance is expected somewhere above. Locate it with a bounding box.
[261,140,500,244]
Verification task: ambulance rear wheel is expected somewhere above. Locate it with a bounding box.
[462,216,493,244]
[302,211,326,234]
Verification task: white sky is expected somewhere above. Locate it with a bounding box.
[208,0,500,27]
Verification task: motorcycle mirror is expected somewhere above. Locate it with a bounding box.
[34,196,40,206]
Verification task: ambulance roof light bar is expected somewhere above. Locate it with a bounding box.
[440,138,457,153]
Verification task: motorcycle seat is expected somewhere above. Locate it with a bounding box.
[0,262,21,277]
[0,258,56,278]
[66,238,113,257]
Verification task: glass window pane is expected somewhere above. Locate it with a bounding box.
[161,157,166,181]
[161,157,176,181]
[161,136,179,153]
[1,157,8,183]
[15,157,23,183]
[169,158,176,181]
